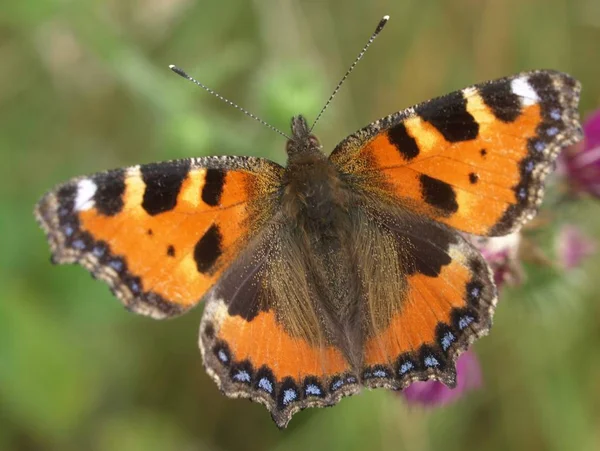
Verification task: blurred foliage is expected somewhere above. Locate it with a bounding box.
[1,0,600,450]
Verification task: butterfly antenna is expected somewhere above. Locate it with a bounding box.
[309,15,390,133]
[169,65,291,140]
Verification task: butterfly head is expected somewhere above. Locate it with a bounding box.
[286,115,322,161]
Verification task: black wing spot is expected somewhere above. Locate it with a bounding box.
[203,322,215,339]
[419,174,458,215]
[480,148,487,157]
[403,234,452,277]
[469,172,479,184]
[202,169,226,207]
[479,81,522,122]
[194,224,222,273]
[92,169,126,216]
[387,122,420,160]
[167,245,175,257]
[141,160,191,215]
[416,91,479,142]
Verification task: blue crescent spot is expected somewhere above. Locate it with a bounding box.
[458,315,474,330]
[372,369,388,378]
[424,355,440,367]
[72,239,86,250]
[525,160,535,173]
[534,141,546,152]
[399,361,414,375]
[282,388,297,406]
[233,370,250,383]
[258,377,273,393]
[129,281,141,294]
[109,259,123,272]
[217,349,229,363]
[92,245,105,257]
[305,384,322,396]
[441,331,455,351]
[331,379,344,391]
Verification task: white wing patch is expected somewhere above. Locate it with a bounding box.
[511,77,540,106]
[74,178,97,211]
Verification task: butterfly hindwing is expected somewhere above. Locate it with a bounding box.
[330,70,582,236]
[35,156,283,318]
[200,223,358,429]
[356,210,496,388]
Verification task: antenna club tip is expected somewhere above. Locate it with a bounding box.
[169,64,188,78]
[375,15,390,33]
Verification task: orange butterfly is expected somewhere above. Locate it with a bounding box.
[35,16,582,427]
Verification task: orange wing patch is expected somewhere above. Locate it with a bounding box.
[35,156,283,318]
[331,70,582,236]
[363,260,472,366]
[377,102,541,235]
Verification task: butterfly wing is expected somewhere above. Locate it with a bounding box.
[330,70,582,236]
[35,156,283,318]
[199,221,357,429]
[352,209,496,388]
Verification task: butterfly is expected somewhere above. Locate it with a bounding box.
[35,17,582,428]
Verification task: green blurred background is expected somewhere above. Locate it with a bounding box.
[2,0,600,450]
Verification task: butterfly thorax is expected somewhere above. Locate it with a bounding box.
[282,116,350,229]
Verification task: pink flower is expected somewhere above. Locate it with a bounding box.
[401,351,482,406]
[465,233,523,290]
[556,225,596,269]
[559,109,600,198]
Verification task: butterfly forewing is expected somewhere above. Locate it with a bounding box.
[35,156,283,318]
[330,70,582,236]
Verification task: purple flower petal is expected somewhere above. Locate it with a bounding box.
[561,109,600,198]
[463,233,522,290]
[557,225,596,269]
[401,351,482,407]
[584,109,600,151]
